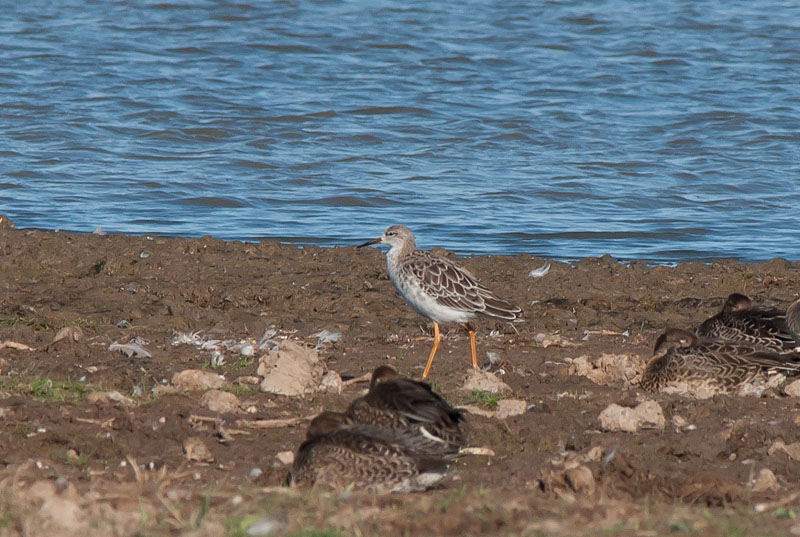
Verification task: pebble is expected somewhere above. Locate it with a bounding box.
[200,390,241,413]
[599,401,665,432]
[172,369,226,391]
[183,437,215,463]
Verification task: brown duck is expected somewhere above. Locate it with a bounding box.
[287,411,449,493]
[345,365,466,459]
[695,293,800,352]
[641,328,800,395]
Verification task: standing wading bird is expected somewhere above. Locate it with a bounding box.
[695,293,800,352]
[359,225,523,380]
[640,328,800,396]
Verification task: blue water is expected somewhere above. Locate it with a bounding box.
[1,1,799,262]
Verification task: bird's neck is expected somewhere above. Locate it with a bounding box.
[386,241,415,276]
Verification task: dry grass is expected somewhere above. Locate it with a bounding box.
[1,463,799,537]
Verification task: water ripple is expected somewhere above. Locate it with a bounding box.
[1,0,799,263]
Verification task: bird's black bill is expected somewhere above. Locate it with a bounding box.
[357,238,381,248]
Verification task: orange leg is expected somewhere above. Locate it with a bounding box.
[468,327,478,369]
[420,322,441,380]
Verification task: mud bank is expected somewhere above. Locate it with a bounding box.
[2,224,800,536]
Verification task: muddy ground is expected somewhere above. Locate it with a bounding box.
[2,220,800,536]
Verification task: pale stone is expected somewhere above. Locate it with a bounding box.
[52,326,84,344]
[768,439,800,461]
[257,341,324,396]
[459,369,512,394]
[172,369,226,391]
[200,390,240,413]
[235,375,262,385]
[752,468,779,493]
[88,390,136,407]
[319,371,343,393]
[672,415,688,429]
[566,353,645,385]
[534,332,578,348]
[585,446,603,462]
[494,399,527,419]
[106,390,136,406]
[276,451,294,465]
[87,392,111,405]
[599,400,665,432]
[183,437,215,463]
[153,385,181,396]
[564,465,596,494]
[785,379,800,397]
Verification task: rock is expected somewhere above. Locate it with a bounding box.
[52,326,84,344]
[460,447,495,456]
[172,369,226,391]
[153,385,181,396]
[768,440,800,461]
[319,371,343,393]
[200,390,240,413]
[566,353,644,385]
[459,369,512,394]
[88,390,136,407]
[183,437,215,463]
[275,451,294,465]
[785,379,800,397]
[108,341,152,358]
[752,468,779,493]
[599,400,665,432]
[585,446,603,462]
[494,399,528,419]
[534,332,578,348]
[672,415,688,429]
[538,460,597,501]
[564,465,596,494]
[537,446,606,502]
[257,341,324,396]
[87,392,112,405]
[106,390,136,406]
[235,375,262,385]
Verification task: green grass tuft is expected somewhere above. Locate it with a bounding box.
[29,378,91,402]
[469,389,502,409]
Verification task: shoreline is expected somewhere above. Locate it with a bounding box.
[2,218,797,266]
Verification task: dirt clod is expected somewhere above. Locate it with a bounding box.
[257,340,324,395]
[172,369,226,391]
[599,400,666,432]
